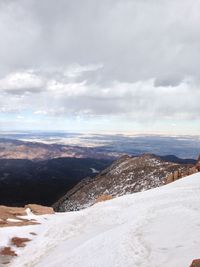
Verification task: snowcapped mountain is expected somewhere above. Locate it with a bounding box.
[0,172,200,267]
[54,154,191,211]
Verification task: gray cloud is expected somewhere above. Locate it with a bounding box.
[0,0,200,130]
[1,77,199,121]
[1,0,200,84]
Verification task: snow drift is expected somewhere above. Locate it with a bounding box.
[1,172,200,267]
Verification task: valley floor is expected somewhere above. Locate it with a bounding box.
[1,173,200,267]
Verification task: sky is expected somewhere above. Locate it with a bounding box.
[0,0,200,134]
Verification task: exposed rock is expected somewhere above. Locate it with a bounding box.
[166,173,174,184]
[189,166,198,175]
[0,206,38,227]
[95,194,113,203]
[0,206,26,220]
[166,156,200,184]
[11,237,31,248]
[173,170,180,180]
[0,246,18,265]
[0,205,54,227]
[54,154,191,212]
[0,247,17,257]
[25,204,54,215]
[196,156,200,171]
[190,259,200,267]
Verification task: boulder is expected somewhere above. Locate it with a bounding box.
[173,170,180,180]
[190,259,200,267]
[189,166,198,175]
[165,173,174,184]
[25,204,54,215]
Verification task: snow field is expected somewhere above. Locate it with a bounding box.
[0,172,200,267]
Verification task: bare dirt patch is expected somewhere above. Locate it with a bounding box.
[11,237,31,248]
[0,247,17,257]
[0,247,17,266]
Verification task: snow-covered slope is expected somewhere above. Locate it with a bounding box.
[1,173,200,267]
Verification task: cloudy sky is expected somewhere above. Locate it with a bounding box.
[0,0,200,134]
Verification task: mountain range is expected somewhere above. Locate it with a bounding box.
[0,137,199,211]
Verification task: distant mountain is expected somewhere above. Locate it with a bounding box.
[0,139,122,160]
[0,157,112,207]
[1,132,200,159]
[156,154,197,164]
[54,154,191,212]
[1,135,200,162]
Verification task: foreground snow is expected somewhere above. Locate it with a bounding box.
[1,173,200,267]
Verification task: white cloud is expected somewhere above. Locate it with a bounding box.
[34,110,48,115]
[16,115,25,120]
[0,72,45,94]
[64,63,103,78]
[0,69,199,123]
[47,80,87,97]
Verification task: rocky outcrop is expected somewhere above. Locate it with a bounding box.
[0,206,27,219]
[196,156,200,171]
[54,154,191,212]
[25,204,54,215]
[190,259,200,267]
[166,156,200,184]
[0,204,54,227]
[95,194,113,203]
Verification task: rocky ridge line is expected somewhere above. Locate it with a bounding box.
[54,154,192,212]
[166,156,200,184]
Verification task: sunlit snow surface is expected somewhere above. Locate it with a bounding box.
[1,173,200,267]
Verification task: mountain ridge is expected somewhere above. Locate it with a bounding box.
[54,153,193,212]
